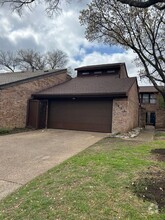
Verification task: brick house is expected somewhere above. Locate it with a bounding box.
[0,69,69,128]
[139,86,165,129]
[30,63,139,133]
[2,63,164,133]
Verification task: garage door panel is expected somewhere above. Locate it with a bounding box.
[48,99,112,132]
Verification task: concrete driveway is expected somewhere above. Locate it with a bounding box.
[0,129,107,200]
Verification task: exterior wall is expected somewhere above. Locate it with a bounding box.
[140,93,159,112]
[112,82,139,133]
[112,98,128,133]
[0,72,68,128]
[139,93,165,128]
[156,109,165,128]
[119,65,128,78]
[139,107,146,128]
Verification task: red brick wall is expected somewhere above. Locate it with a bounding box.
[0,72,68,128]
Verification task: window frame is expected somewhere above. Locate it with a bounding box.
[140,93,156,104]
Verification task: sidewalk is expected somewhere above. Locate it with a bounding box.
[133,126,155,142]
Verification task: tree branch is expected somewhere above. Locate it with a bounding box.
[118,0,165,10]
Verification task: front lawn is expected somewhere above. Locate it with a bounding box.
[155,130,165,140]
[0,138,164,220]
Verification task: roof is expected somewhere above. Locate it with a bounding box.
[139,86,159,93]
[33,75,137,98]
[0,69,67,89]
[75,63,125,71]
[75,63,128,78]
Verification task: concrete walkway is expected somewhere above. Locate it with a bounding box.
[0,129,107,200]
[133,126,155,142]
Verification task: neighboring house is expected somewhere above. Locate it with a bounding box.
[0,69,69,128]
[139,86,165,128]
[30,63,139,133]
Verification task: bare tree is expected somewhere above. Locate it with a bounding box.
[17,49,45,71]
[80,0,165,102]
[0,50,18,72]
[0,0,165,14]
[0,49,69,72]
[0,0,65,15]
[46,50,68,69]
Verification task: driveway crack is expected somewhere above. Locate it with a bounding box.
[0,179,23,186]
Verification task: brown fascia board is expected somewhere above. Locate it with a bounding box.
[32,92,127,99]
[0,69,67,90]
[75,63,125,71]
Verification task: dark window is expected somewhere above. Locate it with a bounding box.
[81,72,90,75]
[150,94,156,104]
[106,70,116,74]
[142,94,150,103]
[94,71,102,75]
[140,93,156,104]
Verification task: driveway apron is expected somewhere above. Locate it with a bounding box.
[0,129,107,200]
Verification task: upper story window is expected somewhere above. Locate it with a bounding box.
[77,68,119,77]
[106,70,116,74]
[140,93,156,104]
[94,71,102,75]
[81,72,90,75]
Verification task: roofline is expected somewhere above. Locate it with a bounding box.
[75,63,125,71]
[0,69,67,90]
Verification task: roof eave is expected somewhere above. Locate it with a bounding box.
[32,92,127,99]
[75,63,124,71]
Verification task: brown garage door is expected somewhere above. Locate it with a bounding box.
[48,99,112,132]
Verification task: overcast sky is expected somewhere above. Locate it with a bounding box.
[0,1,149,85]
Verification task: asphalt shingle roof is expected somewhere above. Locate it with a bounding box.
[0,69,66,88]
[34,75,137,98]
[139,86,159,93]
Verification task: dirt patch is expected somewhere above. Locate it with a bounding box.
[151,148,165,161]
[131,166,165,211]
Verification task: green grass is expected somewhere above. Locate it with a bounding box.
[0,128,11,135]
[155,131,165,140]
[0,138,164,220]
[155,132,165,137]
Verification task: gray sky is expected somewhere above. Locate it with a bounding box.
[0,1,149,84]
